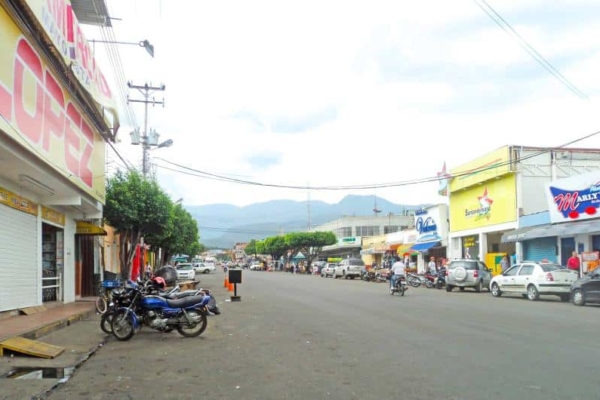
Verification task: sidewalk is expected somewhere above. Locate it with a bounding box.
[0,300,96,343]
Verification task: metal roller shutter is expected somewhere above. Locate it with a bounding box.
[524,237,558,264]
[0,204,38,312]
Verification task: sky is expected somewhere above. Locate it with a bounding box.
[83,0,600,207]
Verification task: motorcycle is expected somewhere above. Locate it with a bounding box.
[435,267,447,289]
[389,276,408,296]
[110,278,211,341]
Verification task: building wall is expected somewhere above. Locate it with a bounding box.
[313,215,414,238]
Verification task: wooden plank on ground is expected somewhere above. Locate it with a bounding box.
[19,306,47,315]
[0,337,64,359]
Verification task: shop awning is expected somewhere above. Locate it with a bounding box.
[76,221,107,236]
[410,241,441,252]
[395,243,414,255]
[502,219,600,243]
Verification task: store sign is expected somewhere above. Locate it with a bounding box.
[0,186,37,215]
[463,236,478,248]
[449,174,517,232]
[23,0,118,115]
[41,206,65,226]
[414,208,442,243]
[0,7,106,202]
[546,171,600,223]
[338,237,361,246]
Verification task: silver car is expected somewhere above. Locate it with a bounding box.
[446,259,492,293]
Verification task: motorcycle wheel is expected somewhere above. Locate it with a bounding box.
[407,278,420,288]
[425,280,434,289]
[95,296,108,314]
[400,286,405,296]
[100,310,114,334]
[390,286,395,295]
[111,310,135,341]
[436,281,443,289]
[177,311,208,337]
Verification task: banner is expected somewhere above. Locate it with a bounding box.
[22,0,119,126]
[0,7,107,202]
[546,170,600,223]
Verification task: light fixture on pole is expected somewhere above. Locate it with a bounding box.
[130,127,173,176]
[89,39,155,58]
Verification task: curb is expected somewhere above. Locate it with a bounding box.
[19,309,95,341]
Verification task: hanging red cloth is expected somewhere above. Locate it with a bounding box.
[131,244,141,281]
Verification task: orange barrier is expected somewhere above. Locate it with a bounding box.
[224,277,229,288]
[228,282,234,292]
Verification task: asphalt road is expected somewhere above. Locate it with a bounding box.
[14,271,600,400]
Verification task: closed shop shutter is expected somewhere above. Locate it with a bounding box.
[0,204,38,312]
[524,237,558,263]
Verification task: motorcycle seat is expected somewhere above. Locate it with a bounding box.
[161,290,199,300]
[166,295,206,308]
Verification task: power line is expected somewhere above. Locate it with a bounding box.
[472,0,589,100]
[153,128,600,191]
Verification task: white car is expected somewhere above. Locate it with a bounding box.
[490,261,578,301]
[321,263,337,278]
[333,258,364,279]
[194,262,215,274]
[176,263,196,281]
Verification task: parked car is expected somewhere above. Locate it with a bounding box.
[194,262,215,274]
[176,263,196,281]
[571,268,600,306]
[446,259,492,292]
[490,261,577,301]
[333,258,364,279]
[320,263,338,278]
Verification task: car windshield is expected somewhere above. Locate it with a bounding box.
[177,264,193,270]
[348,260,365,266]
[540,263,562,272]
[449,261,478,270]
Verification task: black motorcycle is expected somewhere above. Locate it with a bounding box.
[435,267,447,289]
[390,276,408,296]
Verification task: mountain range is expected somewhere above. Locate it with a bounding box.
[185,195,429,249]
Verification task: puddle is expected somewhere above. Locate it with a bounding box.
[2,367,75,380]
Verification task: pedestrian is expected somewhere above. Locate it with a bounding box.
[428,256,437,274]
[567,251,581,276]
[500,255,509,273]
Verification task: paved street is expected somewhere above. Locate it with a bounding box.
[5,271,599,400]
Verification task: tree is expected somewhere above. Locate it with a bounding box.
[284,232,306,267]
[245,239,257,256]
[302,231,337,267]
[104,170,171,279]
[255,240,266,256]
[145,203,203,266]
[263,236,287,266]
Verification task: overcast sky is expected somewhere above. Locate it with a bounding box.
[84,0,600,207]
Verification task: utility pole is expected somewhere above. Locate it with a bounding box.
[127,82,165,177]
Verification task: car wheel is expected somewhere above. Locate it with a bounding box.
[491,283,502,297]
[446,285,452,292]
[527,284,539,301]
[203,269,209,274]
[321,273,325,278]
[474,280,482,293]
[572,289,585,306]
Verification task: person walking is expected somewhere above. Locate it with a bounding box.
[500,255,510,273]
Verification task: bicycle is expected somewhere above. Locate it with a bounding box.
[96,280,121,314]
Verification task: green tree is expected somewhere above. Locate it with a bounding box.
[145,203,203,266]
[263,236,287,266]
[104,170,171,279]
[245,239,257,256]
[284,232,306,266]
[255,240,266,256]
[302,231,337,267]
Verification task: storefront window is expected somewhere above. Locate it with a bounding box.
[462,235,480,260]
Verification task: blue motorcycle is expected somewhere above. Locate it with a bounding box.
[111,279,211,341]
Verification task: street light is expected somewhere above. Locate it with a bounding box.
[90,39,155,58]
[130,128,173,176]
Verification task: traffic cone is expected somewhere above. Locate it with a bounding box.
[228,282,234,292]
[224,277,229,288]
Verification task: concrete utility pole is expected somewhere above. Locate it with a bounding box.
[127,82,165,177]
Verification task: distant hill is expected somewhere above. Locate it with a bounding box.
[185,195,429,248]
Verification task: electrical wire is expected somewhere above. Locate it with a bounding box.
[154,129,600,190]
[472,0,589,101]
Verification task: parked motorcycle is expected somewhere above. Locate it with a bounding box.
[389,276,408,296]
[110,278,211,341]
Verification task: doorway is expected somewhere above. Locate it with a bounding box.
[42,223,63,302]
[560,237,575,266]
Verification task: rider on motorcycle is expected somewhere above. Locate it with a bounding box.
[390,256,406,290]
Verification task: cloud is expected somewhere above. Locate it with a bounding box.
[91,0,600,208]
